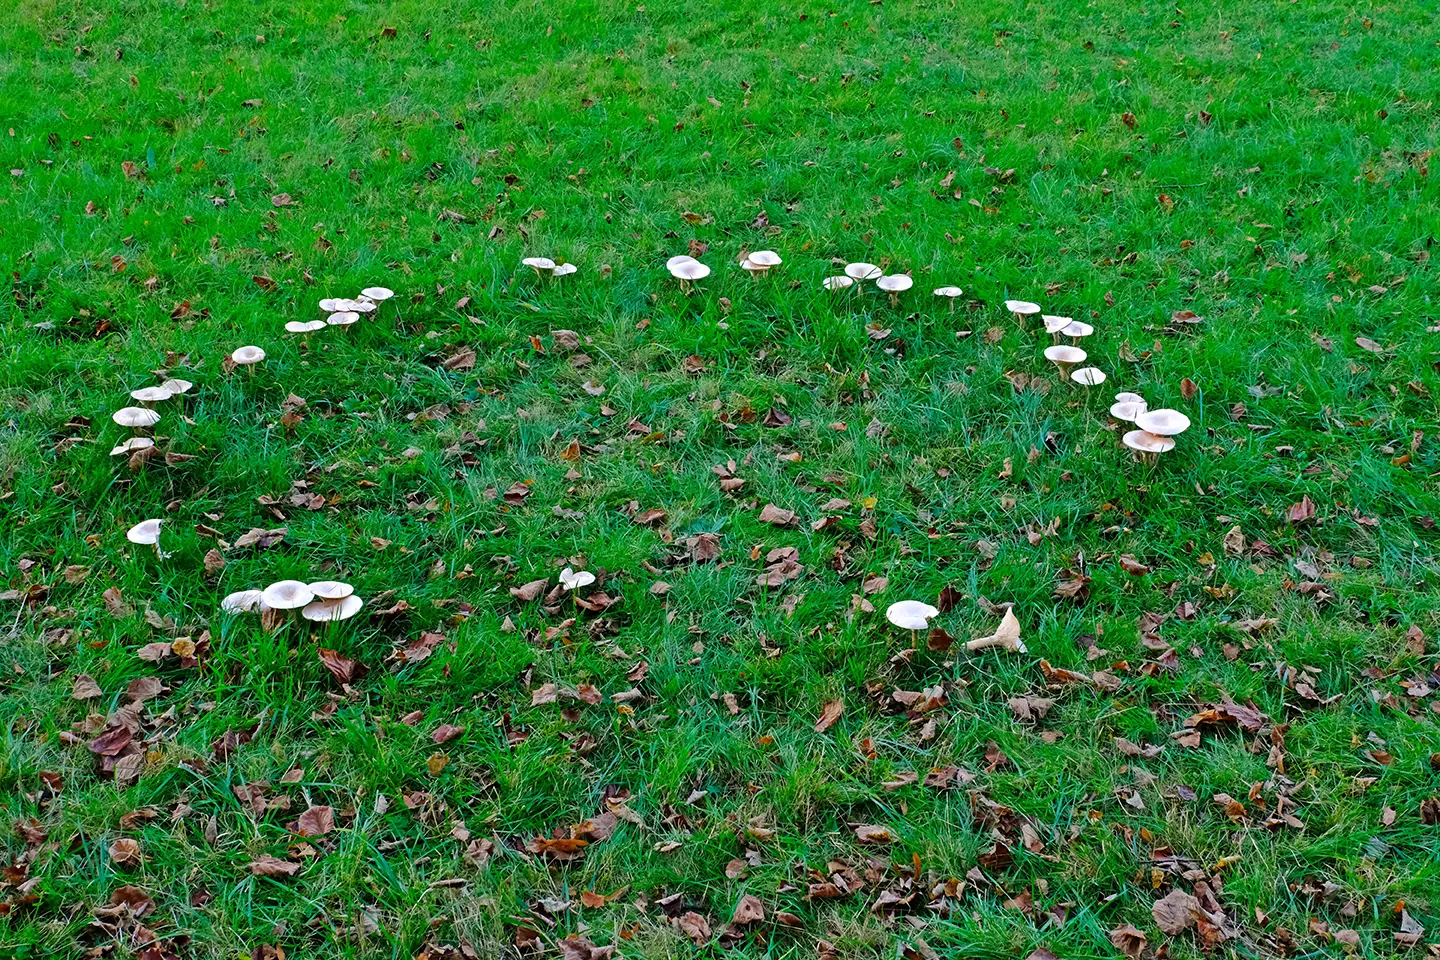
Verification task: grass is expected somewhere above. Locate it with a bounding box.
[0,0,1437,956]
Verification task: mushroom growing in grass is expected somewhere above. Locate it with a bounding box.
[1135,408,1191,438]
[303,594,363,623]
[113,406,161,430]
[559,566,596,609]
[933,286,963,312]
[1070,367,1107,389]
[360,286,394,304]
[965,607,1025,654]
[160,378,193,397]
[326,311,359,329]
[1005,300,1042,328]
[740,258,769,279]
[521,257,557,279]
[1061,320,1095,344]
[318,297,341,314]
[822,275,855,294]
[668,257,710,294]
[1042,315,1072,340]
[886,599,939,648]
[1122,429,1176,463]
[110,437,155,457]
[1109,399,1148,422]
[742,250,782,278]
[876,274,913,307]
[285,320,327,344]
[221,589,265,614]
[261,580,314,619]
[1043,344,1087,382]
[552,263,578,278]
[126,518,165,558]
[844,262,883,282]
[129,385,173,406]
[231,345,266,375]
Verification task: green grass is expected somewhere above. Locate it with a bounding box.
[1,0,1438,957]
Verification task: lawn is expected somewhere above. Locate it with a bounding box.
[1,0,1438,957]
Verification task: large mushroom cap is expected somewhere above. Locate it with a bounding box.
[1043,345,1087,364]
[160,378,194,396]
[285,320,327,334]
[1005,300,1042,315]
[1061,320,1095,338]
[1135,408,1191,436]
[231,346,266,365]
[126,518,163,545]
[113,407,162,428]
[521,257,557,272]
[933,285,963,298]
[844,262,883,281]
[665,255,698,270]
[261,580,314,610]
[669,260,710,281]
[110,437,155,456]
[129,386,173,403]
[1109,400,1149,422]
[1123,430,1176,454]
[885,600,939,630]
[552,263,578,277]
[1071,367,1108,386]
[318,297,341,313]
[360,286,395,301]
[221,589,265,614]
[326,311,360,327]
[1114,392,1145,404]
[876,274,914,293]
[822,276,855,291]
[1042,314,1073,334]
[308,580,355,601]
[747,250,782,267]
[302,594,364,621]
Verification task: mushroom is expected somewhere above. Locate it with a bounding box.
[933,286,963,312]
[1115,391,1145,404]
[1122,429,1176,462]
[1043,344,1087,381]
[844,262,883,282]
[668,258,710,293]
[221,589,265,614]
[285,320,327,335]
[886,599,939,646]
[360,286,395,302]
[875,274,913,307]
[740,258,770,278]
[308,580,355,601]
[552,263,578,277]
[1070,367,1108,387]
[1005,300,1042,327]
[326,311,360,328]
[302,594,364,622]
[559,567,596,592]
[666,255,698,270]
[1135,409,1191,437]
[231,346,266,375]
[1109,400,1149,422]
[126,518,163,546]
[1042,314,1073,338]
[1061,320,1095,343]
[333,298,376,315]
[318,297,341,314]
[743,251,781,276]
[822,276,855,292]
[160,378,193,396]
[110,437,155,457]
[129,386,173,405]
[521,256,557,278]
[113,407,161,429]
[261,580,314,612]
[965,608,1025,654]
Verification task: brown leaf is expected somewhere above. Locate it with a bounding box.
[674,911,712,946]
[758,503,796,526]
[108,838,142,868]
[510,579,548,602]
[1152,888,1201,934]
[72,674,102,699]
[1286,495,1316,525]
[1109,924,1148,958]
[293,805,335,837]
[814,699,844,733]
[317,647,363,685]
[432,724,465,744]
[732,894,765,925]
[102,586,133,618]
[249,855,301,877]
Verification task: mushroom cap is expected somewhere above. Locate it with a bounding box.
[876,274,914,293]
[113,407,162,427]
[669,260,710,281]
[665,255,698,270]
[261,580,314,610]
[335,298,376,313]
[552,263,578,277]
[129,386,173,403]
[822,276,855,291]
[110,437,155,456]
[1109,400,1149,422]
[521,257,557,271]
[1042,314,1073,333]
[746,250,782,267]
[126,518,163,545]
[285,320,327,334]
[232,346,266,365]
[740,258,770,272]
[1005,300,1042,315]
[360,286,395,301]
[221,589,265,614]
[1043,345,1087,364]
[1135,408,1191,436]
[302,594,364,622]
[885,600,939,631]
[160,378,194,395]
[308,580,355,601]
[1123,429,1176,454]
[318,297,341,313]
[933,285,963,298]
[326,311,360,326]
[844,262,883,281]
[1114,391,1145,404]
[1071,367,1108,386]
[559,566,597,591]
[1061,320,1095,338]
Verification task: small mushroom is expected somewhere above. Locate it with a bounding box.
[126,518,163,546]
[886,599,939,647]
[285,320,327,335]
[1042,314,1073,338]
[1043,344,1087,381]
[360,286,395,302]
[933,286,963,312]
[160,378,193,396]
[318,297,341,314]
[110,437,155,457]
[1114,391,1145,404]
[261,580,314,612]
[1122,429,1176,462]
[844,262,883,282]
[740,258,770,278]
[743,251,781,276]
[822,275,855,292]
[302,594,364,622]
[231,346,266,374]
[113,407,161,429]
[521,256,557,278]
[1135,409,1191,437]
[308,580,355,601]
[965,608,1025,654]
[875,274,913,307]
[1061,320,1095,343]
[1109,399,1149,422]
[1070,367,1107,387]
[668,258,710,293]
[552,263,578,277]
[221,590,265,614]
[326,311,360,328]
[1005,300,1042,327]
[559,567,597,592]
[129,386,173,405]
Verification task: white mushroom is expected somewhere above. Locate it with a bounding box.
[1071,367,1107,387]
[308,580,355,601]
[1043,344,1087,381]
[1115,392,1145,404]
[302,594,364,622]
[160,378,193,396]
[746,250,782,267]
[1123,430,1176,459]
[522,257,557,277]
[360,286,395,302]
[261,580,314,611]
[965,608,1025,654]
[740,258,770,276]
[1135,409,1191,436]
[113,407,161,429]
[666,255,698,270]
[559,567,596,591]
[318,297,341,313]
[1109,400,1149,422]
[822,276,855,292]
[933,286,963,312]
[844,262,883,282]
[333,298,376,314]
[669,258,710,292]
[110,437,155,457]
[1042,314,1073,335]
[285,320,327,334]
[126,518,163,545]
[1005,300,1042,327]
[221,590,265,614]
[129,386,173,404]
[552,263,578,277]
[1061,320,1095,342]
[326,311,360,328]
[875,274,913,306]
[231,346,266,369]
[885,600,939,631]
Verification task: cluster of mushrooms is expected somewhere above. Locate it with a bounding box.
[820,262,919,307]
[1111,391,1192,462]
[110,376,193,457]
[286,286,396,338]
[999,300,1105,387]
[223,579,365,624]
[521,258,579,281]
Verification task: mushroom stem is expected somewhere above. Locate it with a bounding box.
[888,292,899,308]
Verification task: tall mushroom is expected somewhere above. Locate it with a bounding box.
[742,250,781,278]
[1061,320,1095,344]
[1043,344,1087,382]
[1005,300,1042,328]
[1122,429,1176,463]
[886,599,939,647]
[1134,409,1191,438]
[933,286,963,313]
[129,386,173,406]
[231,346,266,376]
[844,262,883,282]
[360,286,395,304]
[668,257,710,294]
[876,274,913,307]
[521,257,557,280]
